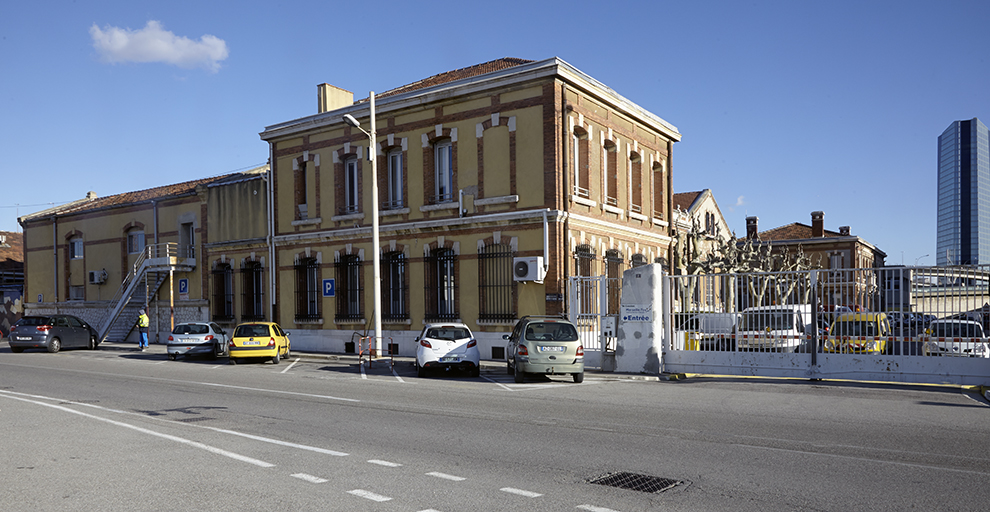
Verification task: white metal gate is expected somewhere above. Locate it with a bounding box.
[662,267,990,386]
[566,276,620,370]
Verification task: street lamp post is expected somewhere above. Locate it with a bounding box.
[915,254,929,266]
[343,92,382,357]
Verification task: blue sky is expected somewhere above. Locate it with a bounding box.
[2,0,988,266]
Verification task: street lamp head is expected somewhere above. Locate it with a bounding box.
[342,114,360,128]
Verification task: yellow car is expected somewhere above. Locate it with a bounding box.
[824,313,891,354]
[228,322,291,364]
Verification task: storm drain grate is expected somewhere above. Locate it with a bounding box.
[587,472,680,494]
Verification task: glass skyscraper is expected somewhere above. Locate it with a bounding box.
[937,118,990,266]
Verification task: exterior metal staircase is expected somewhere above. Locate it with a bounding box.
[97,243,195,343]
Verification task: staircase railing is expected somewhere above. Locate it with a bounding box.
[97,243,180,342]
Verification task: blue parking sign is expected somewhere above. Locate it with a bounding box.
[323,278,335,297]
[178,278,188,294]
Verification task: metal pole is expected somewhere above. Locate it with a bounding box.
[370,92,383,357]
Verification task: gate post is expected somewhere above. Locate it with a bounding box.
[615,264,664,374]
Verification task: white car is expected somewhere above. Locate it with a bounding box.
[924,319,990,358]
[415,323,481,377]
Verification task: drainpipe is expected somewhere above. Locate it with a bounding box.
[152,200,159,343]
[543,210,549,276]
[267,150,276,322]
[52,215,58,313]
[561,87,571,316]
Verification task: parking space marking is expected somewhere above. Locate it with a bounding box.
[501,487,543,498]
[291,473,328,484]
[481,375,513,391]
[577,505,622,512]
[427,471,466,481]
[360,361,368,379]
[368,459,402,467]
[280,359,300,374]
[390,367,407,383]
[347,489,392,502]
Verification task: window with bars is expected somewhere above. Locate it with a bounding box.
[335,254,363,321]
[605,250,624,315]
[575,244,597,316]
[479,243,517,322]
[212,263,234,321]
[425,247,458,321]
[241,262,265,320]
[382,251,408,321]
[295,258,321,321]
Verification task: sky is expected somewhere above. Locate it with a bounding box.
[2,0,989,267]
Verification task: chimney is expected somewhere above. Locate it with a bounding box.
[317,84,354,114]
[839,226,850,236]
[746,216,759,239]
[811,211,824,238]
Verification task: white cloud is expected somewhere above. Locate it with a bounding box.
[735,196,745,207]
[90,21,228,72]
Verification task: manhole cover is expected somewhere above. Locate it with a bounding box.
[587,472,680,494]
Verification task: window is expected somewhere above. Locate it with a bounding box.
[575,244,597,315]
[572,128,590,197]
[604,141,618,207]
[653,161,665,219]
[335,254,363,321]
[241,262,265,320]
[434,140,454,204]
[212,263,234,321]
[425,247,457,321]
[605,250,624,315]
[478,242,517,322]
[127,229,145,254]
[295,258,321,321]
[386,149,404,209]
[296,161,309,219]
[69,285,84,301]
[383,251,408,321]
[69,238,83,259]
[343,157,359,214]
[630,153,642,213]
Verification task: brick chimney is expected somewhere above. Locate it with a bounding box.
[811,211,824,238]
[746,216,759,239]
[839,226,850,236]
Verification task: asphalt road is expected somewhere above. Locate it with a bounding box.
[2,342,989,511]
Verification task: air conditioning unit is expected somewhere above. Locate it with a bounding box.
[88,270,107,285]
[513,256,546,283]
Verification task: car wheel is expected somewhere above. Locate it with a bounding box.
[48,337,61,353]
[284,345,291,359]
[416,361,426,378]
[10,346,24,353]
[573,372,584,383]
[272,350,280,364]
[228,357,237,365]
[167,353,176,361]
[514,364,525,383]
[88,335,96,350]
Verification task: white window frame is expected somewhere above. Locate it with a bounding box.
[434,140,453,203]
[345,157,359,213]
[387,149,403,209]
[69,238,83,259]
[127,230,145,254]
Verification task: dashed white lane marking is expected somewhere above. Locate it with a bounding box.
[291,473,328,484]
[280,359,300,373]
[577,505,622,512]
[501,487,543,498]
[0,391,275,468]
[417,509,442,512]
[347,489,391,502]
[427,471,466,481]
[368,459,402,467]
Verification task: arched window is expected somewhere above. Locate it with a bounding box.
[127,228,145,254]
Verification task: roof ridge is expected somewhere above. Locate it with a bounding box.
[371,57,535,100]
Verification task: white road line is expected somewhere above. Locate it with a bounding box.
[360,361,368,379]
[577,505,622,512]
[417,510,442,512]
[0,391,275,468]
[347,489,391,502]
[501,487,543,498]
[149,360,168,365]
[481,375,513,391]
[205,427,349,456]
[195,381,359,402]
[391,367,406,383]
[427,471,466,481]
[368,459,402,467]
[291,473,328,484]
[281,359,300,374]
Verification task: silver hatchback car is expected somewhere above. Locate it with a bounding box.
[504,316,584,383]
[166,322,229,360]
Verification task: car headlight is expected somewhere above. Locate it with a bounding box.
[924,341,938,355]
[975,343,988,355]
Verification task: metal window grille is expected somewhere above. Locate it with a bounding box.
[575,245,597,316]
[425,248,458,321]
[295,258,321,321]
[382,251,409,321]
[212,264,234,321]
[479,243,517,322]
[631,254,648,267]
[606,250,624,315]
[240,263,265,320]
[335,254,363,321]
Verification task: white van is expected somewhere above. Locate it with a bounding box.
[736,305,813,352]
[678,312,741,351]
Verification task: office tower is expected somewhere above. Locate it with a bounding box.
[937,118,990,265]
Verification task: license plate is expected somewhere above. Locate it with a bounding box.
[539,346,565,352]
[15,336,32,341]
[440,356,458,362]
[182,338,199,343]
[242,340,260,346]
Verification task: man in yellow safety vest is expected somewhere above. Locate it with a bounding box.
[137,309,149,351]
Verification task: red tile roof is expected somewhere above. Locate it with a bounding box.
[672,191,702,212]
[759,222,842,241]
[370,58,535,100]
[0,231,23,269]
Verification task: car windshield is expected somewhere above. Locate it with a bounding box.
[831,320,877,337]
[524,322,579,341]
[173,324,210,335]
[235,324,271,337]
[931,322,984,338]
[425,327,471,340]
[741,311,794,331]
[16,317,50,326]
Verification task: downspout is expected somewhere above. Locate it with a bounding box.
[561,87,571,316]
[52,215,58,313]
[152,200,159,344]
[267,149,276,322]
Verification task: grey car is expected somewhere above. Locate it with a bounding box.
[504,315,584,383]
[166,322,229,360]
[7,315,98,353]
